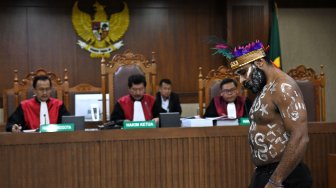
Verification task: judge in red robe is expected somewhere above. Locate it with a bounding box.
[110,74,158,125]
[6,75,69,132]
[204,78,252,118]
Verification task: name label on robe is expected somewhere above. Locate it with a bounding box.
[40,123,75,132]
[123,120,156,129]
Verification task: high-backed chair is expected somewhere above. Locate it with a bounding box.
[287,65,326,122]
[100,50,157,122]
[67,83,101,116]
[2,89,16,126]
[2,68,69,122]
[198,66,246,117]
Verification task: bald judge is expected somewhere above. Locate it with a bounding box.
[110,74,159,125]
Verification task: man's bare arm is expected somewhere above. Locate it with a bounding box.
[268,81,309,185]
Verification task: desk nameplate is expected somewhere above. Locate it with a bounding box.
[40,123,75,132]
[123,120,156,129]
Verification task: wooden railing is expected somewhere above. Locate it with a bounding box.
[0,122,335,188]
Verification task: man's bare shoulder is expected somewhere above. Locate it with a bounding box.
[270,73,302,97]
[276,71,298,85]
[270,72,307,123]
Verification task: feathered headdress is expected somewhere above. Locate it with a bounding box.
[211,38,267,70]
[209,36,235,61]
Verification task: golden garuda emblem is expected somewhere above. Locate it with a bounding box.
[72,1,129,58]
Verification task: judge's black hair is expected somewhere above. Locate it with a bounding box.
[128,74,146,88]
[33,75,52,88]
[220,78,238,89]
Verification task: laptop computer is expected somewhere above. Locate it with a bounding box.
[62,116,85,131]
[159,112,181,128]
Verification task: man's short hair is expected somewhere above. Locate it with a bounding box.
[220,78,238,89]
[159,78,172,86]
[33,75,52,88]
[128,74,147,88]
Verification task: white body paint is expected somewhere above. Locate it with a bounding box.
[249,80,304,163]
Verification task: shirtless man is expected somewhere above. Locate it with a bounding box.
[214,40,312,187]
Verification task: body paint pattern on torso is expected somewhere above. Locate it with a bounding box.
[249,80,300,163]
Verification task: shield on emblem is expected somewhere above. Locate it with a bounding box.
[92,21,109,41]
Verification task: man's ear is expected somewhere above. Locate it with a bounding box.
[254,59,264,68]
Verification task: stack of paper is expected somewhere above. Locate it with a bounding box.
[181,118,213,127]
[205,116,239,126]
[215,119,239,126]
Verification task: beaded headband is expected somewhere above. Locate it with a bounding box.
[212,40,266,70]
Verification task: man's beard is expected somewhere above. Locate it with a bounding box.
[243,66,267,94]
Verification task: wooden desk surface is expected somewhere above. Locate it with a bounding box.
[0,122,335,188]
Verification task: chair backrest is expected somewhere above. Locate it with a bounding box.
[287,65,326,122]
[67,83,101,116]
[3,89,16,123]
[101,50,157,122]
[198,66,246,117]
[2,68,69,122]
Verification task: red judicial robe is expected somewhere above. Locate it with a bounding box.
[21,98,64,129]
[118,94,156,120]
[214,95,246,118]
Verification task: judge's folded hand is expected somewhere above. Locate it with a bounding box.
[152,117,159,125]
[11,124,22,133]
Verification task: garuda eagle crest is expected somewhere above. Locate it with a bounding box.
[72,1,129,58]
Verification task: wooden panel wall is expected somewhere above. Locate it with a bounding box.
[0,127,253,188]
[328,154,336,187]
[0,123,336,188]
[5,1,332,104]
[0,0,271,106]
[99,136,254,188]
[227,0,269,46]
[304,125,336,188]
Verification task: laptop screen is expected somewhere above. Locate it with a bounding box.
[159,112,181,128]
[62,116,85,131]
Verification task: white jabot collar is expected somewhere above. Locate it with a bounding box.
[40,101,50,125]
[133,101,145,121]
